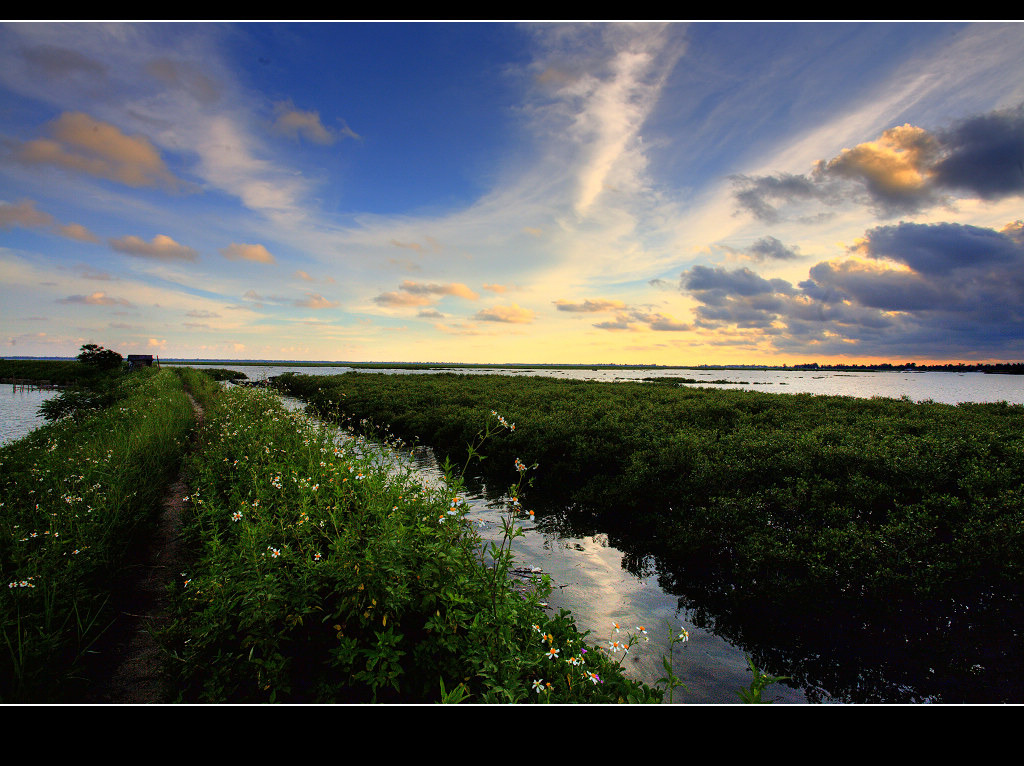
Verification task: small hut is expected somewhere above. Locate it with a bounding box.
[127,354,155,371]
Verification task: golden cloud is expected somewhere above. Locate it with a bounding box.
[1,200,101,243]
[272,100,358,144]
[56,222,100,242]
[221,243,276,264]
[17,112,183,190]
[554,298,627,312]
[374,280,479,307]
[474,303,535,323]
[0,199,53,228]
[297,293,339,309]
[110,234,198,261]
[373,291,433,307]
[815,124,940,200]
[398,280,479,300]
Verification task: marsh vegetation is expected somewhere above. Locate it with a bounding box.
[5,358,1020,703]
[276,371,1024,703]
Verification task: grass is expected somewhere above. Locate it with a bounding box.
[0,368,197,701]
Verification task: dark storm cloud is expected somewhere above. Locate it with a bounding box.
[682,265,796,299]
[932,105,1024,199]
[679,220,1024,357]
[804,259,946,311]
[732,105,1024,221]
[859,221,1022,276]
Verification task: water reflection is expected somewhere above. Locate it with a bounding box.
[276,393,812,703]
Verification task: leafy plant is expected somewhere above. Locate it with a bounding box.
[736,655,790,703]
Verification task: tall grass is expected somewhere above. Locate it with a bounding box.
[163,385,662,703]
[0,369,196,701]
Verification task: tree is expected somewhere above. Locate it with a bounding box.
[77,343,123,371]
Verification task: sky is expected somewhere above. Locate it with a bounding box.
[1,21,1023,366]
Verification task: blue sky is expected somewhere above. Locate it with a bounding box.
[2,21,1023,364]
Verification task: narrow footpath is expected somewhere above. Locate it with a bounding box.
[84,393,203,704]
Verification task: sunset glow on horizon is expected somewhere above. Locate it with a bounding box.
[2,22,1023,366]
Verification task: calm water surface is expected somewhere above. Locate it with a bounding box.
[0,383,60,446]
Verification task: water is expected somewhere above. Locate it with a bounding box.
[410,453,815,703]
[0,383,60,447]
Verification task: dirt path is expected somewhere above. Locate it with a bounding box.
[84,393,203,704]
